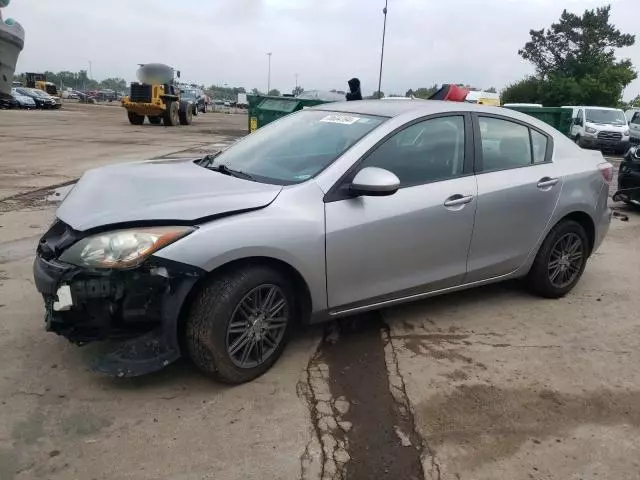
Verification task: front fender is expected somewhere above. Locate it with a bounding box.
[154,182,328,313]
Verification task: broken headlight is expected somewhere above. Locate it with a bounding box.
[59,226,194,269]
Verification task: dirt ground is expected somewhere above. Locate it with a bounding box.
[1,104,639,480]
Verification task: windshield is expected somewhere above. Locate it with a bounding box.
[205,110,385,185]
[585,109,627,126]
[181,90,196,100]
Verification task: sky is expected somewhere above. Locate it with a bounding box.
[6,0,640,99]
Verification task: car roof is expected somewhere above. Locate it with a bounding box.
[310,99,568,139]
[567,105,623,111]
[312,99,547,122]
[311,99,517,118]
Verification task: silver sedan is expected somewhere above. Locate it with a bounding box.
[34,100,612,383]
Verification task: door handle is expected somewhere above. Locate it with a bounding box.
[537,177,559,189]
[444,194,474,208]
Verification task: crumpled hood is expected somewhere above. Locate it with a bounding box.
[57,159,283,231]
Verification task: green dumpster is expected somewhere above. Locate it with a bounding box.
[247,95,332,132]
[503,106,573,137]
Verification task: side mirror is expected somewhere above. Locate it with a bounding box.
[350,167,400,197]
[574,118,583,126]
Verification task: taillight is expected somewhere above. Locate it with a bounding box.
[598,162,613,184]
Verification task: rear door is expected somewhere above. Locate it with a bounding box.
[630,112,640,143]
[465,114,561,282]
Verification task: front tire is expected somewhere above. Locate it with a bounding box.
[163,101,179,126]
[127,111,145,125]
[186,266,296,384]
[574,135,584,148]
[179,101,193,125]
[526,220,589,298]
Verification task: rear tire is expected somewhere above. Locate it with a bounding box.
[127,111,145,125]
[163,101,179,126]
[526,220,589,298]
[186,266,296,384]
[179,101,193,125]
[148,116,162,125]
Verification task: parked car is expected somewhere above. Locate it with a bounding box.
[31,89,62,109]
[615,145,640,206]
[34,101,612,383]
[180,88,205,115]
[0,94,19,109]
[62,90,79,100]
[626,109,640,145]
[567,106,630,154]
[11,88,36,109]
[15,87,56,109]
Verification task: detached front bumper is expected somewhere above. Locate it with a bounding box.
[33,252,205,376]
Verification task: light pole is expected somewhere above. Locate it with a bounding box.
[88,60,93,80]
[295,73,299,90]
[377,0,388,99]
[267,52,272,94]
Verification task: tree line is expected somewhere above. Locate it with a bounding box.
[502,4,638,108]
[14,70,127,92]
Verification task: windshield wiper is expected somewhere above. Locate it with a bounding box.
[207,163,255,181]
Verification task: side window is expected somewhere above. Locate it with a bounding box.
[478,117,532,172]
[359,116,465,187]
[531,130,548,164]
[632,112,640,125]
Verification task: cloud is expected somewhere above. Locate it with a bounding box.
[8,0,640,99]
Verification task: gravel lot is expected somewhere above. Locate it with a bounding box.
[1,104,639,480]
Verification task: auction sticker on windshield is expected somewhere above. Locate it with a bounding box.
[320,114,361,125]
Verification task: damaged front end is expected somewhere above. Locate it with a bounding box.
[33,220,204,377]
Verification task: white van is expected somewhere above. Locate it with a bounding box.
[566,106,630,153]
[626,109,640,144]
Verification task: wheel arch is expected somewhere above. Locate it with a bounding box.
[176,256,313,350]
[558,211,596,256]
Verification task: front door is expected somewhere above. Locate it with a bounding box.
[465,114,562,282]
[325,114,478,310]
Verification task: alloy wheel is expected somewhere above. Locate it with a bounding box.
[226,284,289,368]
[548,233,584,288]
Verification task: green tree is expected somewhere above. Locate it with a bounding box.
[292,86,304,96]
[98,77,127,92]
[513,4,636,106]
[268,89,281,96]
[412,85,439,99]
[250,88,261,95]
[486,87,497,93]
[501,77,543,104]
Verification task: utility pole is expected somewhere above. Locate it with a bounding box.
[88,60,93,80]
[267,52,272,94]
[377,0,388,99]
[295,73,299,90]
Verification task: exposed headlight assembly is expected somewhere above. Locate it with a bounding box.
[59,226,194,269]
[585,126,597,134]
